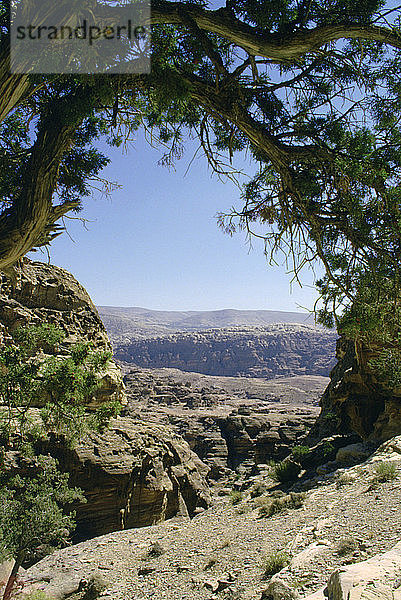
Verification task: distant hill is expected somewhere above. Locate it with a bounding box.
[112,324,337,379]
[97,306,315,341]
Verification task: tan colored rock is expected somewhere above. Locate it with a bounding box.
[0,259,124,407]
[336,443,369,465]
[262,572,299,600]
[326,540,401,600]
[309,334,401,444]
[290,540,332,570]
[45,416,210,539]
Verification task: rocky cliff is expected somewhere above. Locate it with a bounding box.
[0,260,211,537]
[123,367,326,476]
[309,336,401,444]
[98,306,316,340]
[114,324,337,379]
[43,417,210,540]
[0,258,124,407]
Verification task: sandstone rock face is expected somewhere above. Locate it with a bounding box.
[44,416,210,540]
[114,324,336,379]
[0,259,124,407]
[0,261,211,539]
[309,337,401,443]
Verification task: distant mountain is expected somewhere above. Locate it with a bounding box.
[112,324,337,379]
[97,306,315,341]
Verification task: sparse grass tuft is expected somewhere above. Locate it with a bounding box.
[373,461,397,483]
[270,460,301,483]
[142,541,165,560]
[256,492,305,518]
[250,483,268,498]
[335,473,355,488]
[262,550,291,578]
[22,593,56,600]
[336,536,358,556]
[230,490,243,505]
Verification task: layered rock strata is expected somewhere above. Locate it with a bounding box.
[0,258,124,407]
[114,324,336,379]
[43,417,210,540]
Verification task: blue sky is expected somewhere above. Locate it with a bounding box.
[35,131,322,312]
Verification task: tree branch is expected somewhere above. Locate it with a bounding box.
[150,2,401,60]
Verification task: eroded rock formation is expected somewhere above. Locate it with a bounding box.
[0,258,124,407]
[0,260,211,537]
[43,417,210,540]
[310,336,401,443]
[114,324,337,379]
[123,367,324,475]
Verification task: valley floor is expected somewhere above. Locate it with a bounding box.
[24,438,401,600]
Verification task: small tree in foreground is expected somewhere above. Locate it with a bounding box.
[0,323,121,599]
[0,456,84,600]
[0,323,118,445]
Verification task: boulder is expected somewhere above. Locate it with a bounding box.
[336,443,370,465]
[0,259,124,407]
[324,540,401,600]
[262,572,299,600]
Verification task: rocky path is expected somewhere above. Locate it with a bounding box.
[23,437,401,600]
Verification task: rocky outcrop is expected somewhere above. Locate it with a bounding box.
[309,336,401,444]
[0,258,124,407]
[114,324,337,379]
[0,261,211,539]
[303,540,401,600]
[123,367,324,476]
[43,417,210,540]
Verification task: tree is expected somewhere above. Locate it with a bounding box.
[0,323,119,599]
[0,323,116,445]
[0,1,401,345]
[0,457,84,600]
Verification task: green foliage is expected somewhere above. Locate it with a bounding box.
[0,455,84,565]
[230,490,243,505]
[372,461,397,483]
[0,324,113,445]
[369,349,401,390]
[322,441,335,458]
[257,492,305,518]
[262,550,291,578]
[270,460,301,483]
[0,323,119,592]
[291,445,311,462]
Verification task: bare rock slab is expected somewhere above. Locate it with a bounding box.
[303,540,401,600]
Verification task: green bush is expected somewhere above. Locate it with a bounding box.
[271,460,301,483]
[292,445,311,462]
[335,473,355,488]
[369,349,401,390]
[322,441,335,458]
[257,492,305,518]
[262,550,291,577]
[373,461,397,483]
[230,490,243,505]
